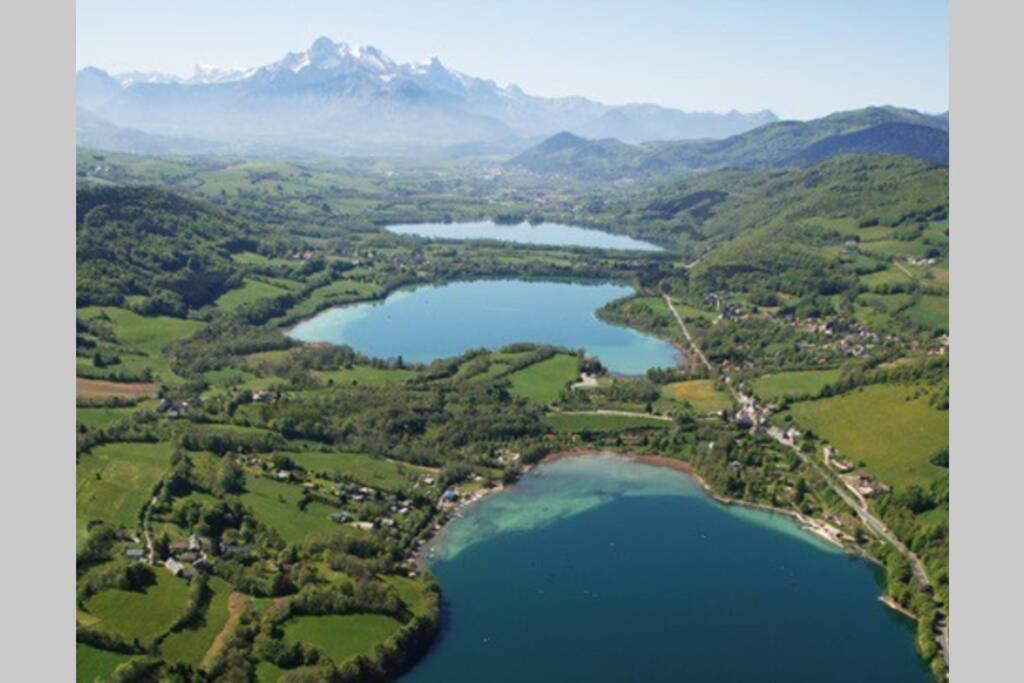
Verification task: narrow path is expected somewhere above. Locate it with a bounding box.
[894,261,916,280]
[662,294,740,400]
[554,409,673,422]
[201,592,249,670]
[142,495,157,564]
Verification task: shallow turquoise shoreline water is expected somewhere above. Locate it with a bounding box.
[403,455,931,683]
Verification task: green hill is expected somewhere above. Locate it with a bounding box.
[508,107,949,181]
[77,186,259,311]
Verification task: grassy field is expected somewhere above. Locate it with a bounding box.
[283,613,404,666]
[661,380,733,412]
[214,279,288,311]
[545,413,670,433]
[902,295,948,331]
[860,239,933,259]
[751,369,842,401]
[285,279,382,320]
[507,354,578,404]
[255,661,285,682]
[77,351,177,384]
[285,449,431,492]
[860,266,914,288]
[77,442,173,547]
[76,405,142,428]
[83,571,191,643]
[203,367,258,388]
[785,383,949,490]
[77,643,137,683]
[314,365,416,387]
[160,577,233,666]
[667,299,717,322]
[77,307,203,356]
[240,475,354,544]
[382,575,435,617]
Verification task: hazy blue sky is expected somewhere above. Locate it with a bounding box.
[76,0,948,120]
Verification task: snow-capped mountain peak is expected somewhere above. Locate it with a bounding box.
[77,36,779,154]
[270,36,398,75]
[114,71,182,87]
[189,64,256,84]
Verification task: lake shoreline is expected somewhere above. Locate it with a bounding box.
[539,449,851,550]
[287,279,681,375]
[407,449,929,682]
[385,219,666,252]
[417,448,853,571]
[537,451,911,620]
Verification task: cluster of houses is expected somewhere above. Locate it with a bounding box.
[164,533,212,580]
[929,335,950,356]
[734,393,768,431]
[251,390,279,403]
[156,398,194,419]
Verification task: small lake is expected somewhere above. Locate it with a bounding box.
[386,220,663,251]
[288,280,679,375]
[402,455,931,683]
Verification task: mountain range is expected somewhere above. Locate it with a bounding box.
[507,106,949,180]
[76,37,777,156]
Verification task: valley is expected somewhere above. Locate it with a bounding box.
[75,98,948,681]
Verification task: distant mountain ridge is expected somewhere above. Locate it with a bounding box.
[508,106,949,180]
[76,36,776,155]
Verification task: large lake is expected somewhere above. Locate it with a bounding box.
[403,455,931,683]
[386,220,663,251]
[288,280,679,375]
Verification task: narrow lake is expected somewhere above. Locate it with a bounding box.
[386,220,663,251]
[403,455,931,683]
[288,280,680,375]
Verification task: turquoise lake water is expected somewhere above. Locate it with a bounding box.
[288,280,680,375]
[386,220,663,251]
[403,455,931,683]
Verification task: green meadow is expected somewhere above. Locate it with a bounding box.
[83,571,191,643]
[283,613,404,666]
[214,278,289,311]
[785,383,949,490]
[285,449,432,493]
[545,413,670,433]
[240,475,354,544]
[751,368,842,401]
[77,643,137,683]
[76,442,173,547]
[314,365,416,387]
[507,354,579,404]
[78,307,203,356]
[76,405,142,428]
[161,577,234,666]
[902,295,948,331]
[285,279,382,319]
[382,575,436,617]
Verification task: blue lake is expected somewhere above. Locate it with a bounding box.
[288,280,680,375]
[386,220,663,251]
[403,455,931,683]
